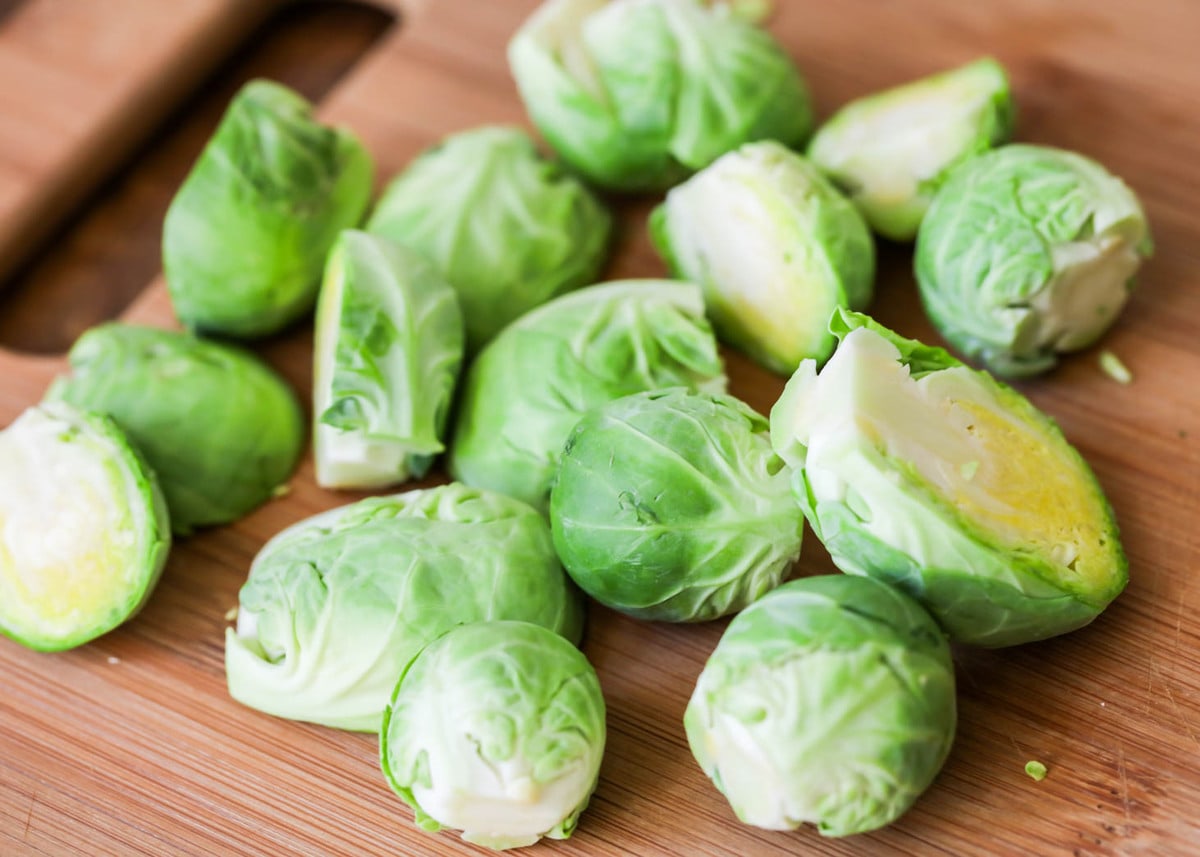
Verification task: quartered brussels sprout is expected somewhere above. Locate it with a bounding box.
[313,230,464,489]
[382,620,606,850]
[508,0,813,192]
[163,79,374,338]
[916,144,1153,377]
[808,58,1014,241]
[550,388,802,622]
[225,484,584,732]
[685,575,956,836]
[770,310,1128,647]
[366,127,612,352]
[449,280,726,512]
[650,141,875,374]
[45,323,304,535]
[0,403,170,652]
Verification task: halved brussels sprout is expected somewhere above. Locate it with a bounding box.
[550,387,802,621]
[508,0,813,192]
[808,58,1014,241]
[0,403,171,651]
[449,280,726,512]
[163,79,374,338]
[225,484,584,732]
[685,574,956,836]
[770,310,1128,647]
[382,620,606,850]
[650,141,875,374]
[366,126,612,352]
[313,230,464,489]
[915,144,1152,376]
[45,323,304,535]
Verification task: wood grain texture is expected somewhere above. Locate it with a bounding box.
[2,1,1200,855]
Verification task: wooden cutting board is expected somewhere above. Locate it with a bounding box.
[2,1,1199,855]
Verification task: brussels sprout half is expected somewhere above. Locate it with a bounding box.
[685,574,956,836]
[808,57,1014,241]
[508,0,813,192]
[651,140,875,374]
[366,126,612,353]
[163,79,374,338]
[313,230,464,490]
[915,144,1152,377]
[770,310,1128,647]
[45,323,304,535]
[382,620,606,850]
[550,387,802,622]
[449,280,726,512]
[0,403,170,651]
[225,484,584,732]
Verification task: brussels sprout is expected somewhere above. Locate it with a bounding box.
[770,310,1128,647]
[915,144,1152,377]
[382,620,606,850]
[0,403,171,651]
[225,484,584,731]
[685,574,956,836]
[45,323,304,535]
[550,388,801,621]
[313,230,464,489]
[650,141,875,374]
[508,0,813,192]
[163,79,374,338]
[807,58,1014,241]
[366,127,612,352]
[449,280,726,512]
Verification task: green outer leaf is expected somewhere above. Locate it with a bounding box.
[651,141,875,374]
[381,620,605,848]
[163,79,374,339]
[915,144,1152,377]
[366,126,612,352]
[507,0,813,192]
[549,387,802,621]
[684,575,955,835]
[448,280,726,513]
[45,323,304,535]
[808,57,1014,241]
[0,402,171,651]
[224,484,584,732]
[312,230,464,488]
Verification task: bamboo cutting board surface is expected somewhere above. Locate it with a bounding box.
[2,1,1199,855]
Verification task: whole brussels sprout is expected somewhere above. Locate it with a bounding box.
[915,144,1152,376]
[550,388,802,621]
[807,58,1014,241]
[45,323,304,535]
[685,574,956,836]
[770,310,1128,647]
[163,79,374,338]
[382,620,606,850]
[225,484,584,732]
[366,126,612,352]
[651,140,875,374]
[313,230,464,489]
[508,0,813,192]
[449,280,726,512]
[0,403,171,651]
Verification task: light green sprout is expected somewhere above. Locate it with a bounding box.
[770,310,1128,647]
[0,403,170,651]
[651,140,875,374]
[508,0,813,192]
[313,230,464,489]
[381,620,606,850]
[916,144,1153,377]
[685,574,956,836]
